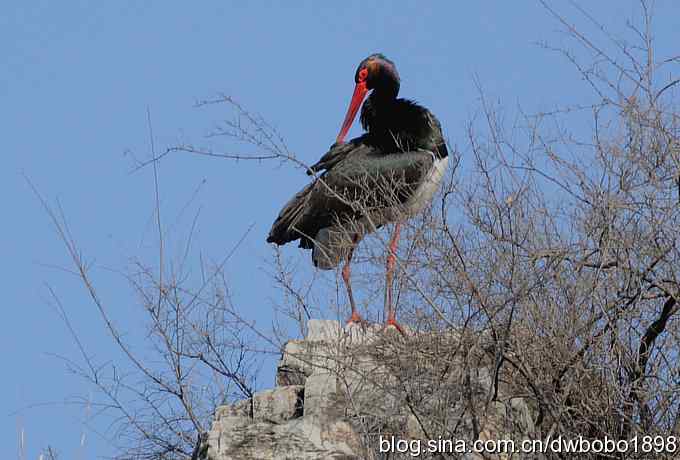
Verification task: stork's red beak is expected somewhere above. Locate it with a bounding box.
[336,81,368,144]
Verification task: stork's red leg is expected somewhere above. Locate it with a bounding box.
[342,234,363,325]
[384,223,405,334]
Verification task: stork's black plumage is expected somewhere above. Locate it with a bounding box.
[267,53,448,331]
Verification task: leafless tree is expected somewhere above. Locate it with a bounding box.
[40,446,60,460]
[38,1,680,459]
[29,110,281,458]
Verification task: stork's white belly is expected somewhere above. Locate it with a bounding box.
[404,154,449,215]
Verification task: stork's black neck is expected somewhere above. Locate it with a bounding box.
[359,91,448,158]
[359,91,395,132]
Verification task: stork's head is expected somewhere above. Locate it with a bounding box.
[336,53,400,144]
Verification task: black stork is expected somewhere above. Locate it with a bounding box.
[267,53,448,333]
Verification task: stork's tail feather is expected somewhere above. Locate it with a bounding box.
[266,182,314,245]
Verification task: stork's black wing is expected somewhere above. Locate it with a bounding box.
[306,135,370,175]
[267,139,434,250]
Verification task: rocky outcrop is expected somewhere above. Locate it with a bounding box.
[194,320,539,460]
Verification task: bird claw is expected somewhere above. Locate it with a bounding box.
[347,311,367,327]
[384,317,406,336]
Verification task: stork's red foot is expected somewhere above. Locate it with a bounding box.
[347,310,367,327]
[384,317,406,336]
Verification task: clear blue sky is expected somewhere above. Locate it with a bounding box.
[3,1,678,458]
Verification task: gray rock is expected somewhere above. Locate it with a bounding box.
[304,372,342,417]
[307,319,342,342]
[276,340,309,386]
[253,386,304,423]
[195,320,539,460]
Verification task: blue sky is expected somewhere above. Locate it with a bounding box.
[3,1,679,458]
